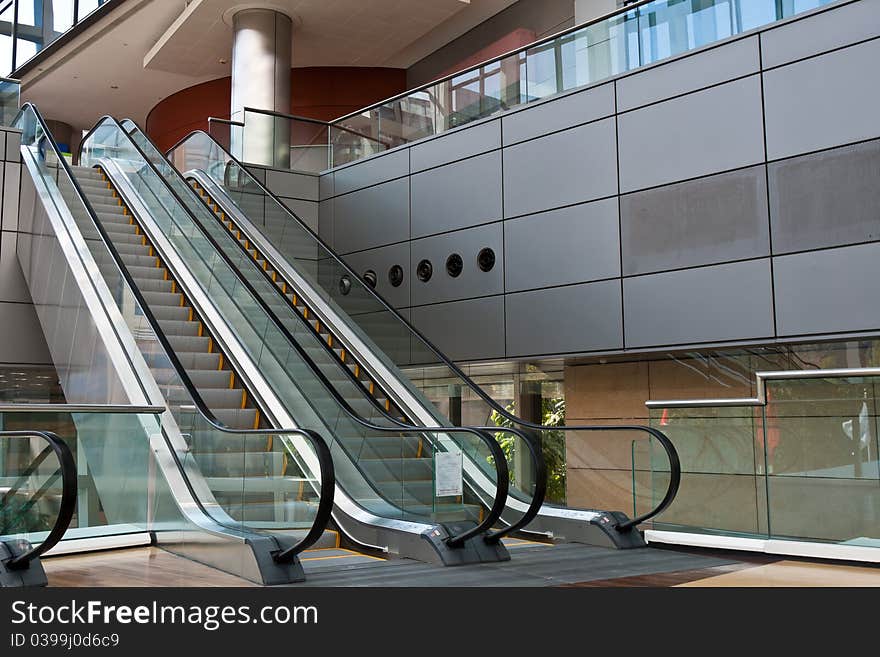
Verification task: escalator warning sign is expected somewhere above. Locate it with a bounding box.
[435,451,463,497]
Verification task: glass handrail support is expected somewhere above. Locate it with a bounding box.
[167,128,680,548]
[81,116,514,564]
[644,368,880,555]
[14,103,334,584]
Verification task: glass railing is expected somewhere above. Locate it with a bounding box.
[85,117,512,540]
[0,77,20,126]
[0,408,167,546]
[16,104,332,553]
[643,369,880,550]
[212,0,834,170]
[168,128,679,537]
[326,0,836,166]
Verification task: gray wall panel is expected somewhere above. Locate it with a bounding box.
[411,151,502,238]
[341,242,411,309]
[764,39,880,160]
[1,162,15,232]
[319,172,334,199]
[0,302,52,364]
[775,242,880,335]
[502,82,615,145]
[761,0,880,68]
[410,120,500,172]
[333,149,409,196]
[411,296,506,361]
[279,197,318,232]
[265,169,319,201]
[504,198,620,292]
[621,166,770,276]
[410,223,504,306]
[333,177,410,254]
[769,139,880,254]
[624,260,774,347]
[618,76,765,193]
[318,199,334,247]
[0,232,30,303]
[617,36,760,112]
[503,118,617,218]
[506,281,622,356]
[4,129,17,162]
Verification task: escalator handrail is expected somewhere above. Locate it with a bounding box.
[89,115,512,547]
[1,430,76,570]
[19,104,333,562]
[185,169,544,543]
[165,128,681,530]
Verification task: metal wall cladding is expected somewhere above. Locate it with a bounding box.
[342,242,411,309]
[506,280,623,357]
[763,38,880,161]
[769,139,880,254]
[410,223,504,307]
[410,151,502,238]
[620,166,770,276]
[774,242,880,336]
[502,82,614,146]
[411,296,506,362]
[410,120,500,172]
[504,198,620,292]
[502,117,618,218]
[317,0,880,361]
[333,177,410,254]
[618,76,765,193]
[623,259,775,348]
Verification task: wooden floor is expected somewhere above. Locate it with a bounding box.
[44,547,256,587]
[678,560,880,587]
[41,545,880,587]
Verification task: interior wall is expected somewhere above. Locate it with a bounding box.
[144,67,407,153]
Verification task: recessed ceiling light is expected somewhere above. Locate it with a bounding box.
[219,58,227,64]
[110,84,119,89]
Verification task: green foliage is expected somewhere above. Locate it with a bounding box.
[490,397,567,504]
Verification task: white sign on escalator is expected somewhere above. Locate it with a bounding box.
[435,451,463,497]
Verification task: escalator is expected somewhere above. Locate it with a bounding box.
[168,129,682,549]
[65,115,518,566]
[15,103,336,585]
[110,119,554,561]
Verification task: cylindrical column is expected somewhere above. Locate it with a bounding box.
[230,8,292,167]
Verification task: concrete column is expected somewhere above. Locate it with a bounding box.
[230,8,292,167]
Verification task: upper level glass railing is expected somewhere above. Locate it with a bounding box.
[214,0,832,171]
[326,0,835,167]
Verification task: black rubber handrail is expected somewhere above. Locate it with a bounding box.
[1,430,76,570]
[19,104,333,563]
[166,128,681,531]
[87,115,513,547]
[187,169,544,543]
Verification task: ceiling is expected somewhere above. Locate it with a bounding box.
[20,0,518,130]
